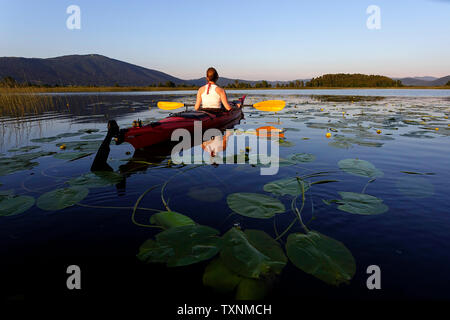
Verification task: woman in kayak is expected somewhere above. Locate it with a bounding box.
[194,67,241,111]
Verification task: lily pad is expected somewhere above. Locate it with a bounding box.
[203,258,242,293]
[137,225,221,267]
[80,134,104,140]
[78,128,100,134]
[30,136,59,143]
[150,211,195,229]
[396,176,434,198]
[53,152,93,161]
[338,159,384,178]
[68,172,123,188]
[286,231,356,285]
[227,193,285,219]
[8,146,40,152]
[327,191,388,215]
[235,278,270,300]
[36,187,89,211]
[287,153,316,163]
[187,187,223,202]
[221,228,287,279]
[56,132,83,138]
[0,195,35,216]
[263,177,310,197]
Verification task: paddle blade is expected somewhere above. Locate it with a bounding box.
[157,101,185,110]
[256,126,285,138]
[253,100,286,112]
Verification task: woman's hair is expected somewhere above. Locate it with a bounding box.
[206,67,219,83]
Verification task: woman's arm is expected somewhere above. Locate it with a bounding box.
[217,88,235,111]
[194,88,203,110]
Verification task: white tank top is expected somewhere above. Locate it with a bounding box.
[201,84,222,109]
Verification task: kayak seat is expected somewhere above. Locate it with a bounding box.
[169,111,212,119]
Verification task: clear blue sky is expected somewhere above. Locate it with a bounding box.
[0,0,449,80]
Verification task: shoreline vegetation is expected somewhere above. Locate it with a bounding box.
[1,74,449,94]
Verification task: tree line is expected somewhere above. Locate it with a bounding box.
[305,73,403,87]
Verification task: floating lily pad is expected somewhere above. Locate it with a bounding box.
[221,228,287,279]
[227,193,285,219]
[0,158,38,176]
[56,132,83,138]
[235,278,270,300]
[13,151,56,161]
[56,140,102,152]
[187,187,223,202]
[396,176,434,198]
[8,146,40,152]
[68,172,123,188]
[78,128,100,134]
[203,258,242,293]
[36,187,89,211]
[287,153,316,163]
[277,139,295,147]
[80,134,104,140]
[0,195,35,216]
[30,136,59,143]
[53,152,93,161]
[137,225,221,267]
[264,177,310,197]
[326,192,388,215]
[338,159,384,178]
[286,231,356,285]
[150,211,195,229]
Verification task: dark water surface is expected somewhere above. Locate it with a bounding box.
[1,90,449,303]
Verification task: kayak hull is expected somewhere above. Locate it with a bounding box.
[122,96,245,150]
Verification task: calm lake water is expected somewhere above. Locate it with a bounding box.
[1,89,449,303]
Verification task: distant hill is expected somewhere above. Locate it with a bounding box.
[0,54,185,86]
[188,77,310,87]
[396,76,450,86]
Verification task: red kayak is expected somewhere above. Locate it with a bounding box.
[116,95,246,150]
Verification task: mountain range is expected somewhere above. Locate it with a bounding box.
[0,54,448,87]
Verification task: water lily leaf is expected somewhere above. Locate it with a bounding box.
[235,278,270,300]
[263,177,310,197]
[0,158,38,176]
[68,172,123,188]
[187,187,223,202]
[150,211,195,229]
[137,225,221,267]
[338,159,384,178]
[277,139,295,147]
[8,146,40,152]
[286,231,356,286]
[227,193,285,219]
[37,187,89,211]
[221,228,287,279]
[203,258,242,293]
[287,153,316,163]
[80,134,104,140]
[30,136,59,143]
[396,176,434,198]
[13,151,56,161]
[0,195,35,216]
[330,192,388,215]
[56,132,83,138]
[56,140,102,152]
[53,152,93,161]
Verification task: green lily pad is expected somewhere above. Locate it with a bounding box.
[36,187,89,211]
[221,228,287,279]
[150,211,195,229]
[227,193,285,219]
[287,153,316,163]
[0,195,35,216]
[68,172,123,188]
[56,140,103,152]
[328,192,388,215]
[56,132,83,138]
[286,231,356,286]
[137,225,221,267]
[78,128,100,134]
[338,159,384,178]
[277,139,295,147]
[13,151,56,161]
[0,158,38,176]
[53,152,93,161]
[80,134,104,140]
[8,146,40,152]
[396,176,434,198]
[203,258,242,293]
[263,177,310,197]
[187,187,223,202]
[235,278,270,300]
[30,136,59,143]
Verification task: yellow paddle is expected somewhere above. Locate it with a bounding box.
[157,101,185,110]
[253,100,286,112]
